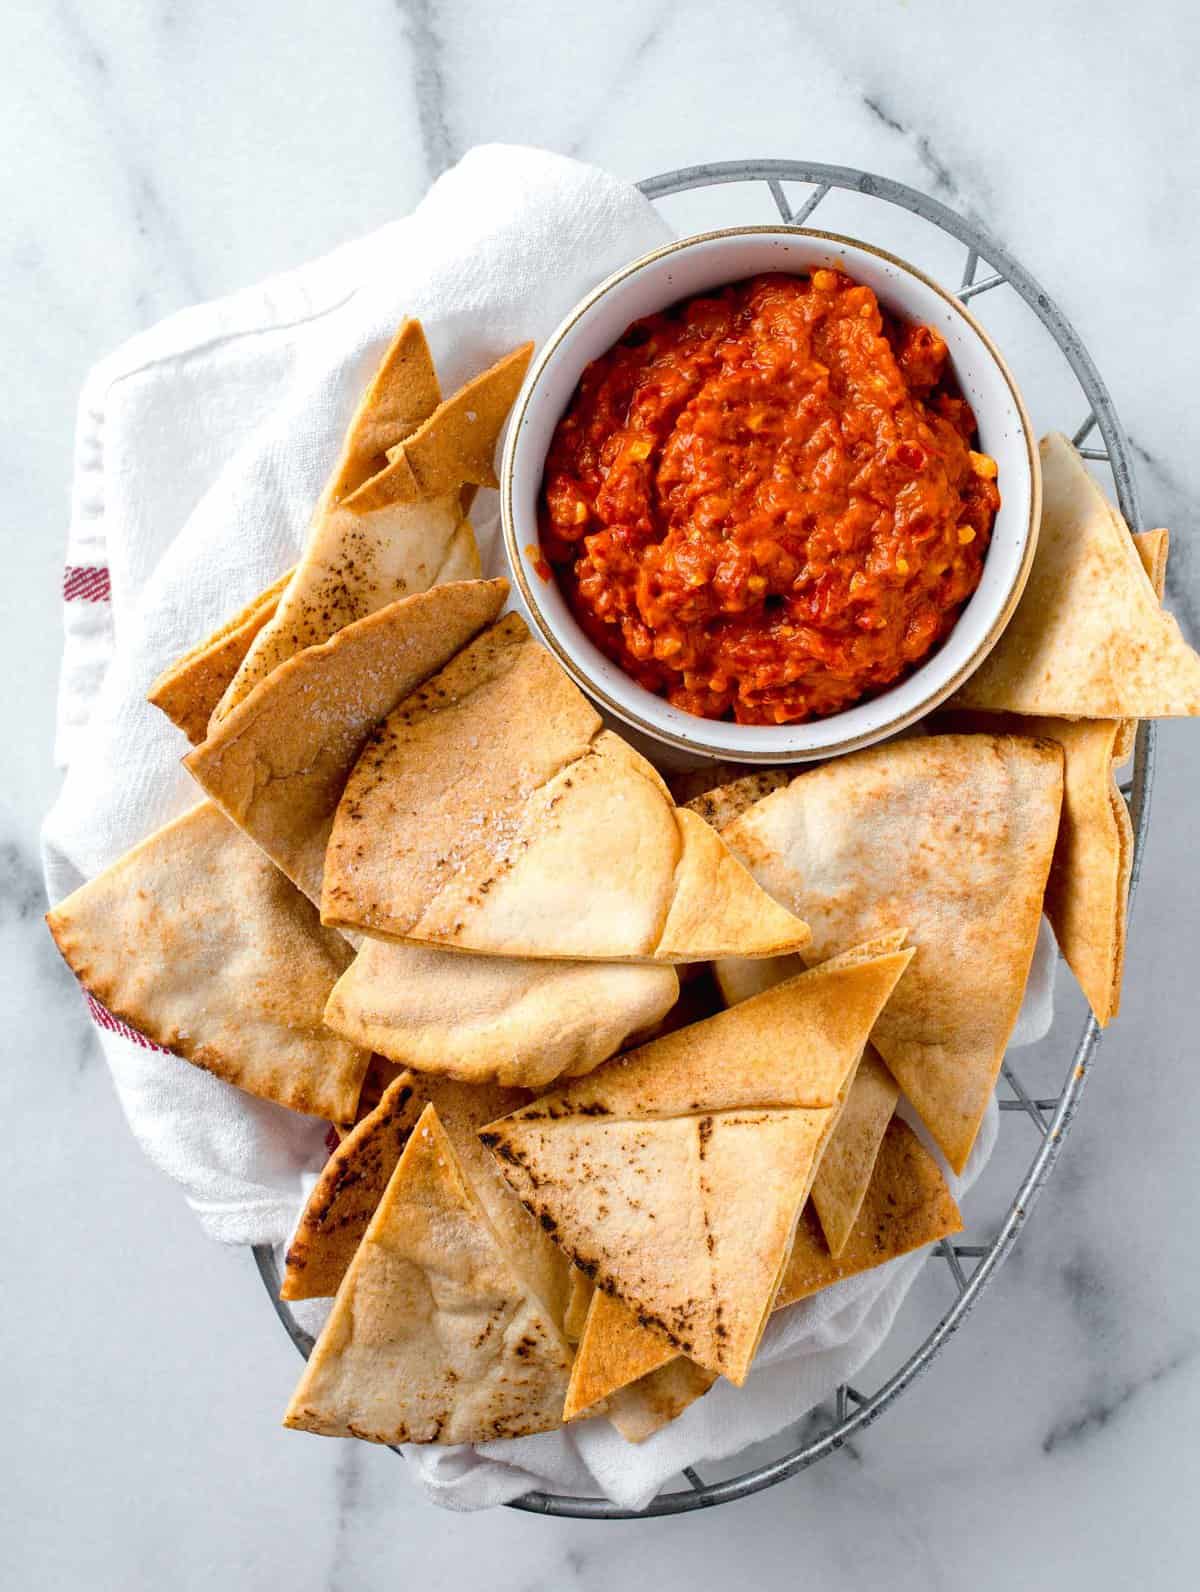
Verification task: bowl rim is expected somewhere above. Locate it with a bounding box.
[500,224,1041,763]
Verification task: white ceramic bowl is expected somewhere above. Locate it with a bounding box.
[501,227,1039,763]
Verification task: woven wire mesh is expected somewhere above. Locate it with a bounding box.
[253,161,1153,1519]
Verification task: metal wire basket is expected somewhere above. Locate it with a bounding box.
[253,160,1153,1519]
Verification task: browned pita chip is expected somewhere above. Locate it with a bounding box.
[345,343,533,512]
[185,579,507,904]
[282,1072,572,1328]
[810,1046,900,1257]
[213,322,497,722]
[46,802,369,1120]
[322,936,679,1089]
[681,768,791,831]
[283,1104,573,1445]
[1113,528,1171,763]
[481,945,911,1384]
[147,568,294,743]
[563,1287,677,1421]
[954,435,1200,718]
[776,1117,962,1306]
[563,1269,594,1344]
[282,1073,424,1300]
[321,613,811,963]
[723,735,1063,1174]
[568,1101,953,1438]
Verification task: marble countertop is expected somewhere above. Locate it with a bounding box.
[5,1,1199,1586]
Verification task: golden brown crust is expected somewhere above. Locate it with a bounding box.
[46,803,369,1121]
[146,568,294,743]
[723,733,1064,1173]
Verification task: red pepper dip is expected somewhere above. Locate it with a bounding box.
[538,271,1000,724]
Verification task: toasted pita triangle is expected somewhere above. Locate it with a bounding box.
[954,434,1200,718]
[563,1269,594,1344]
[320,614,811,963]
[212,322,501,722]
[147,567,294,743]
[1113,529,1170,763]
[810,1046,900,1256]
[184,579,507,904]
[723,735,1063,1173]
[344,343,533,512]
[481,947,910,1383]
[323,935,678,1089]
[282,1073,572,1328]
[566,1104,954,1437]
[563,1287,678,1420]
[282,1073,425,1300]
[776,1116,962,1307]
[565,1286,717,1440]
[283,1105,574,1444]
[46,802,369,1120]
[681,768,791,832]
[940,707,1132,1027]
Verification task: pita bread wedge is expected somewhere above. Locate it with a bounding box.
[45,802,369,1121]
[322,936,679,1089]
[282,1073,572,1326]
[810,1047,900,1257]
[563,1270,595,1344]
[1113,529,1171,763]
[776,1116,962,1307]
[184,578,507,904]
[147,568,294,743]
[208,321,494,721]
[723,735,1063,1173]
[481,945,911,1384]
[284,1104,574,1445]
[681,768,791,832]
[282,1072,425,1300]
[563,1287,678,1420]
[564,1287,717,1440]
[954,434,1200,718]
[320,614,811,963]
[939,708,1132,1028]
[344,343,533,513]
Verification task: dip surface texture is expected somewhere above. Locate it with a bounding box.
[539,272,1000,724]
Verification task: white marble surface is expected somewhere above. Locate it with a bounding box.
[4,0,1199,1585]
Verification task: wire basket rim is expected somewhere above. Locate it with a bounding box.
[254,157,1154,1521]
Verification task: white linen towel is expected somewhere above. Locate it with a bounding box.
[42,143,1053,1510]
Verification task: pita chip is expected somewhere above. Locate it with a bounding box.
[345,342,533,512]
[1113,528,1171,763]
[46,802,369,1121]
[208,322,498,721]
[563,1287,678,1421]
[320,614,811,963]
[563,1270,595,1344]
[147,568,294,743]
[565,1288,717,1440]
[481,945,912,1384]
[323,936,678,1089]
[776,1116,962,1307]
[810,1047,900,1257]
[184,578,507,904]
[953,434,1200,719]
[282,1072,425,1300]
[282,1073,572,1326]
[680,768,791,831]
[283,1104,574,1445]
[723,735,1063,1173]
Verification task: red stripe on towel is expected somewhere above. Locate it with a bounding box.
[85,992,169,1053]
[64,565,112,602]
